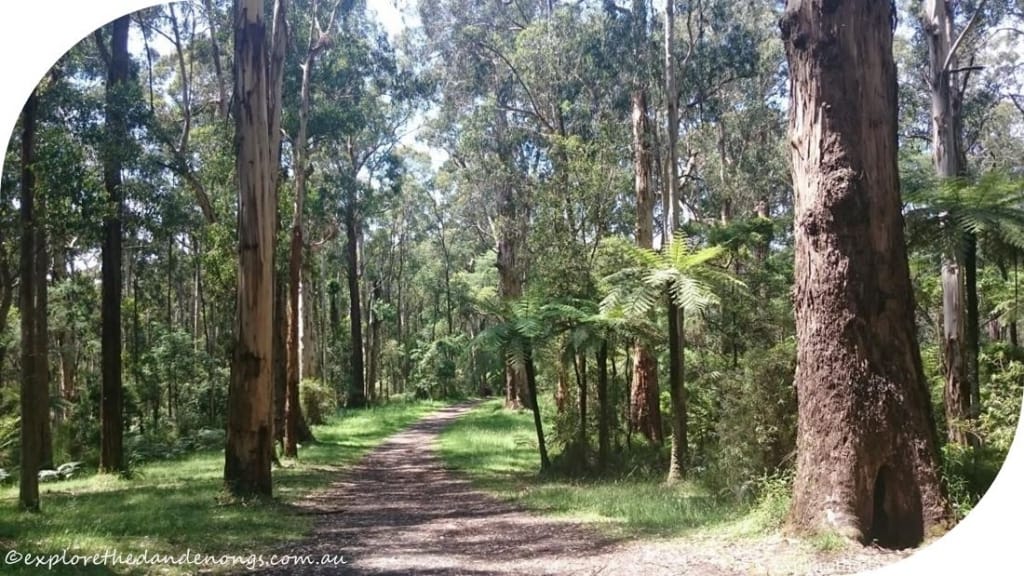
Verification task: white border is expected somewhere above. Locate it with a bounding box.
[0,2,1021,575]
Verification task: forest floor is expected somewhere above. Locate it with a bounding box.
[255,401,919,576]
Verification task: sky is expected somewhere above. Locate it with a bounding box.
[368,0,415,40]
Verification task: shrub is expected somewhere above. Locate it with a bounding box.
[300,378,337,425]
[705,339,797,498]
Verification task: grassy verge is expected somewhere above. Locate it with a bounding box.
[438,399,783,539]
[0,399,447,575]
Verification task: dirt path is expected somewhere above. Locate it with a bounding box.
[252,402,913,576]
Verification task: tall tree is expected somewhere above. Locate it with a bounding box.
[18,89,43,511]
[922,0,980,445]
[96,15,131,474]
[663,0,688,484]
[629,0,663,447]
[224,0,277,497]
[781,0,950,547]
[284,0,339,458]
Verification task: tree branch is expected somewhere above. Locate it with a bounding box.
[943,0,987,74]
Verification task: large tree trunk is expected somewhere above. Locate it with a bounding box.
[345,208,367,407]
[663,0,687,484]
[19,88,42,511]
[99,16,130,474]
[782,0,951,547]
[629,0,663,446]
[224,0,276,498]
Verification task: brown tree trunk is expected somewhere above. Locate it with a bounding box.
[924,0,975,445]
[36,149,52,471]
[663,0,687,484]
[285,30,314,458]
[629,0,664,447]
[345,208,367,407]
[629,346,662,444]
[225,0,276,498]
[98,16,130,474]
[782,0,951,546]
[629,90,663,445]
[19,88,42,511]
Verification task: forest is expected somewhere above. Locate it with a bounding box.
[1,0,1023,574]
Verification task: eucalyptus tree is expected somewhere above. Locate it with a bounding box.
[282,0,343,458]
[306,6,421,406]
[18,89,44,511]
[95,14,132,474]
[781,0,950,547]
[626,0,663,447]
[224,0,283,498]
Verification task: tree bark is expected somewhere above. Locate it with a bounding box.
[284,19,316,458]
[628,0,664,446]
[98,16,130,474]
[663,0,687,485]
[36,142,52,471]
[225,0,275,498]
[19,88,42,511]
[924,0,976,444]
[345,208,366,407]
[782,0,951,546]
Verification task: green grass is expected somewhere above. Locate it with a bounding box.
[438,399,748,538]
[0,399,447,575]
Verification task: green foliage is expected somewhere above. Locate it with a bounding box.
[905,171,1024,254]
[703,340,798,498]
[439,400,741,537]
[300,378,337,426]
[937,343,1022,521]
[747,469,794,534]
